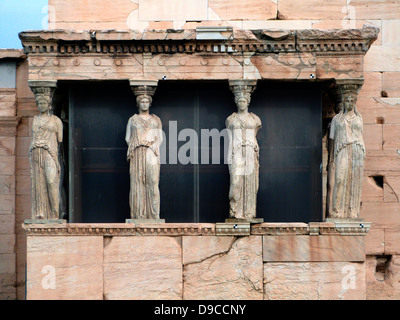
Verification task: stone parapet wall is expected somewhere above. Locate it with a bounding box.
[24,222,368,300]
[0,0,397,300]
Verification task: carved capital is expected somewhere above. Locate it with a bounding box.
[129,80,158,98]
[336,79,363,97]
[28,81,57,110]
[228,80,257,103]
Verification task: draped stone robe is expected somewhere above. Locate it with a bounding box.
[126,114,162,219]
[30,114,63,219]
[226,112,262,219]
[329,111,365,219]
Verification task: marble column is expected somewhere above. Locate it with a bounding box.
[126,80,164,223]
[225,80,263,224]
[326,79,365,222]
[26,81,65,224]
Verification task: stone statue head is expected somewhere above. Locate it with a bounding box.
[234,93,251,112]
[342,92,358,114]
[339,83,361,115]
[35,94,52,114]
[31,86,54,114]
[136,94,152,112]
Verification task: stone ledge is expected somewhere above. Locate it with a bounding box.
[22,221,371,236]
[19,26,379,55]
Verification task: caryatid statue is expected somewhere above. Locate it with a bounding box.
[125,82,163,220]
[328,80,365,219]
[226,81,262,220]
[29,82,63,220]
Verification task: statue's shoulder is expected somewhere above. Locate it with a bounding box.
[128,114,138,122]
[249,112,262,126]
[250,112,261,120]
[226,112,236,121]
[51,114,62,123]
[225,113,236,126]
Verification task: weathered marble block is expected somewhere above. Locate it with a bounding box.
[264,262,366,300]
[263,235,365,262]
[26,236,103,300]
[183,236,263,300]
[103,236,182,300]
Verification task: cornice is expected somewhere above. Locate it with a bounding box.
[19,26,379,56]
[22,221,371,236]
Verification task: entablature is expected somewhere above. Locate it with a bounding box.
[18,27,379,82]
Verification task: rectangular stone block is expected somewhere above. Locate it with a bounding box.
[0,90,16,117]
[0,234,15,254]
[0,155,15,176]
[15,137,30,157]
[364,149,400,175]
[103,236,182,300]
[360,203,400,229]
[385,228,400,255]
[382,20,400,46]
[278,0,347,20]
[0,273,16,298]
[0,215,14,234]
[0,194,15,215]
[26,236,103,300]
[383,124,400,150]
[139,0,208,21]
[365,46,400,72]
[0,175,15,195]
[0,254,15,274]
[363,123,383,151]
[358,72,382,98]
[383,72,400,97]
[316,54,363,79]
[27,56,144,81]
[16,156,30,176]
[49,0,138,28]
[183,236,263,300]
[209,0,277,20]
[365,227,384,255]
[144,54,243,80]
[249,53,317,80]
[243,20,313,30]
[0,137,15,156]
[264,262,366,300]
[349,0,400,19]
[263,235,365,262]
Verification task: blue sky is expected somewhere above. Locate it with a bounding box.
[0,0,48,49]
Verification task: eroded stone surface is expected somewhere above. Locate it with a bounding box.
[264,261,366,300]
[366,255,400,300]
[26,236,103,300]
[103,236,182,300]
[183,236,263,300]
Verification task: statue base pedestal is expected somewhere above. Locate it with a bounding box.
[24,219,67,224]
[325,218,364,222]
[126,219,165,224]
[225,218,264,224]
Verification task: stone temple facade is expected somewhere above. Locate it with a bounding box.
[0,0,400,300]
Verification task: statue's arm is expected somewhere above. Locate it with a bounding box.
[156,117,163,146]
[125,118,131,145]
[56,117,63,143]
